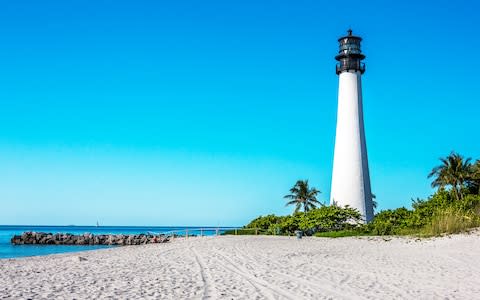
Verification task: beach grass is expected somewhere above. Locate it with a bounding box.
[422,207,480,236]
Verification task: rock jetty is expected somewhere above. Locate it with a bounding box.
[11,232,170,246]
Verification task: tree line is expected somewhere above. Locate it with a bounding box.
[237,152,480,237]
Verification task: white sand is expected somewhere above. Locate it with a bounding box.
[1,233,480,299]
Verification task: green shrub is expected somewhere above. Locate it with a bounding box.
[240,206,363,236]
[298,205,362,233]
[454,194,480,211]
[410,190,453,227]
[244,214,282,230]
[276,214,301,235]
[369,207,414,235]
[369,193,480,236]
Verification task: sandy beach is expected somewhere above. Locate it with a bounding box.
[1,234,480,299]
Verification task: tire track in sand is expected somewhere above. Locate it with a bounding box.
[228,243,358,299]
[190,247,214,300]
[232,239,412,299]
[193,244,273,299]
[210,249,298,300]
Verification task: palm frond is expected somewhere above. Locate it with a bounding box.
[284,179,323,213]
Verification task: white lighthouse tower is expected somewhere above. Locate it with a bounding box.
[330,30,374,222]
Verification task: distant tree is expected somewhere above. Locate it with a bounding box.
[284,180,322,213]
[428,152,473,201]
[470,160,480,194]
[372,193,378,211]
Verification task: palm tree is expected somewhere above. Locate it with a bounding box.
[428,152,473,201]
[284,180,322,213]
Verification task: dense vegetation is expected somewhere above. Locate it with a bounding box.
[232,152,480,237]
[240,205,362,235]
[368,191,480,236]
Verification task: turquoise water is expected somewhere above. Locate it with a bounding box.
[0,225,228,259]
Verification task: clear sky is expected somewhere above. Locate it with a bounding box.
[0,1,478,226]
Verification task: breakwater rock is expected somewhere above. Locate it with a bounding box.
[11,232,170,246]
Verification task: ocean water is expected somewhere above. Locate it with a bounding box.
[0,225,230,259]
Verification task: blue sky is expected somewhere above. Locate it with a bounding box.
[0,1,478,226]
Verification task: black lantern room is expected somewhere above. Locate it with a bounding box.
[335,29,365,75]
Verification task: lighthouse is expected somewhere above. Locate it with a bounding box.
[330,30,374,223]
